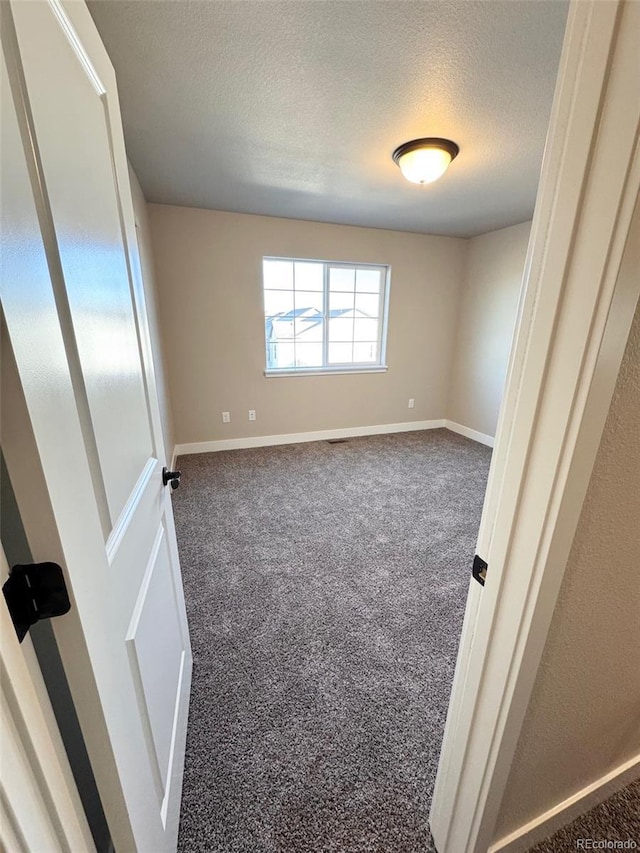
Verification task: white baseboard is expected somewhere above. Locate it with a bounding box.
[490,753,640,853]
[173,419,446,458]
[445,420,495,448]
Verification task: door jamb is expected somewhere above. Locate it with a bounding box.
[430,1,640,850]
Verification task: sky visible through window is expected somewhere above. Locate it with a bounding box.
[263,259,387,371]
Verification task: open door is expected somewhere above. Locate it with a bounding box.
[1,1,192,850]
[431,2,640,851]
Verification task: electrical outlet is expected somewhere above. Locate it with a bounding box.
[222,411,231,423]
[408,398,415,409]
[248,409,256,421]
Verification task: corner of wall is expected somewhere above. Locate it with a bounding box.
[445,236,472,423]
[445,221,531,438]
[127,163,176,464]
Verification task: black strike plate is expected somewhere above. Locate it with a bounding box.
[2,562,71,643]
[472,554,488,587]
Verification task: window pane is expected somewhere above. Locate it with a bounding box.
[264,289,294,316]
[294,262,323,291]
[263,259,293,290]
[329,267,355,292]
[330,291,354,312]
[266,316,295,340]
[264,257,388,372]
[355,268,381,293]
[294,313,323,341]
[267,341,295,369]
[293,290,323,312]
[354,342,378,363]
[328,342,354,363]
[354,318,379,341]
[355,292,379,317]
[329,317,354,342]
[294,342,323,368]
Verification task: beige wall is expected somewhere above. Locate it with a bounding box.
[447,221,531,437]
[147,204,467,445]
[494,297,640,840]
[128,166,174,462]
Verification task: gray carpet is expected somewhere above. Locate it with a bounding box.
[172,428,491,852]
[527,780,640,852]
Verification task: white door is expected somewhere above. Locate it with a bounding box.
[1,1,192,850]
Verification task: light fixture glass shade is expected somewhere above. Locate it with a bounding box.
[397,147,452,184]
[392,138,459,184]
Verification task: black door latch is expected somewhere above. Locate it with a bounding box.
[472,554,488,587]
[2,562,71,643]
[162,467,181,490]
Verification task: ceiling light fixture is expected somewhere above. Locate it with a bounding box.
[392,138,459,185]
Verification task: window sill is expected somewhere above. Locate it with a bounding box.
[264,365,388,378]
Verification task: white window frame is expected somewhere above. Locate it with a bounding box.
[262,257,390,377]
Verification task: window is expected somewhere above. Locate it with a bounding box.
[262,257,389,374]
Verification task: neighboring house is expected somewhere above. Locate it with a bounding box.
[266,306,376,369]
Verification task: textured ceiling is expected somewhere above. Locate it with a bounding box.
[88,0,568,238]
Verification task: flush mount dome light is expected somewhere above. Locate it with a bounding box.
[392,138,459,185]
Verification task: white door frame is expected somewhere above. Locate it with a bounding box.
[430,1,640,851]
